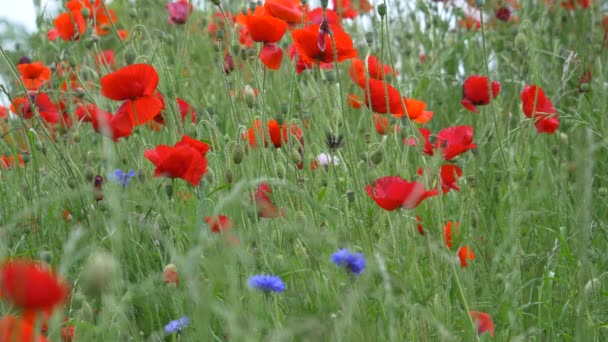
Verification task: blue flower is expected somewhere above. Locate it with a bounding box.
[164,316,190,334]
[331,249,366,275]
[109,169,136,187]
[248,274,285,293]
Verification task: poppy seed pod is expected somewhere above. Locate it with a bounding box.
[81,7,90,18]
[515,33,528,53]
[124,47,137,64]
[20,152,31,164]
[370,149,383,165]
[289,148,302,165]
[232,144,245,164]
[377,4,387,17]
[320,0,328,8]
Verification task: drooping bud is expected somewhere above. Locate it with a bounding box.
[210,0,221,5]
[232,144,245,164]
[514,32,528,52]
[276,163,286,179]
[81,7,91,18]
[224,169,234,183]
[289,148,303,165]
[124,46,137,64]
[365,32,374,46]
[244,85,256,108]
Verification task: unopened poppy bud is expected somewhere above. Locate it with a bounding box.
[275,114,284,125]
[324,70,336,83]
[73,133,81,142]
[289,148,302,165]
[366,170,378,184]
[129,8,137,18]
[34,141,46,154]
[244,85,256,108]
[165,183,173,198]
[280,103,289,114]
[346,189,355,203]
[75,87,86,98]
[232,144,245,164]
[276,163,286,179]
[21,152,31,164]
[515,33,528,52]
[163,264,179,286]
[205,170,215,184]
[365,32,374,46]
[81,7,91,18]
[377,4,387,17]
[69,57,78,68]
[370,149,383,165]
[124,47,137,64]
[246,47,256,59]
[320,0,328,8]
[39,250,53,264]
[249,1,257,11]
[224,169,234,183]
[67,178,77,189]
[82,251,119,296]
[210,0,221,5]
[216,29,225,40]
[294,210,306,221]
[83,37,95,49]
[230,42,241,55]
[598,187,608,196]
[137,170,146,183]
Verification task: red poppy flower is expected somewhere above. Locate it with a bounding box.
[288,44,334,74]
[153,98,196,125]
[332,0,373,19]
[53,11,86,41]
[365,176,438,211]
[440,164,463,194]
[254,182,285,218]
[373,114,399,135]
[470,311,495,337]
[461,75,500,113]
[0,315,49,342]
[416,215,425,235]
[349,55,394,87]
[144,135,210,186]
[75,104,124,139]
[306,8,341,26]
[413,126,476,160]
[243,119,302,149]
[101,64,163,135]
[363,79,405,115]
[0,105,7,119]
[458,246,475,268]
[0,259,68,311]
[443,221,460,249]
[520,85,559,134]
[264,0,304,24]
[291,24,357,65]
[95,50,116,68]
[10,93,59,124]
[578,70,591,93]
[167,0,193,24]
[205,215,233,233]
[0,155,25,170]
[163,264,178,286]
[66,0,117,36]
[17,62,51,90]
[245,14,288,43]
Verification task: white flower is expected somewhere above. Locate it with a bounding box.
[317,153,340,166]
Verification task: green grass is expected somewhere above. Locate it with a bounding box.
[0,0,607,340]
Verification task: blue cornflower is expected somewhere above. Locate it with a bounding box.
[248,274,286,293]
[164,316,190,334]
[109,169,136,187]
[331,249,366,275]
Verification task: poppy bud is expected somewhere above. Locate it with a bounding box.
[370,149,383,165]
[210,0,221,5]
[21,152,31,164]
[230,41,241,55]
[124,47,137,64]
[244,85,256,108]
[39,250,53,264]
[294,210,306,221]
[275,114,284,125]
[246,47,256,59]
[205,169,215,184]
[224,169,234,183]
[163,264,179,286]
[81,7,90,18]
[83,37,95,49]
[515,33,528,53]
[280,103,289,114]
[346,189,355,203]
[598,187,608,197]
[249,1,257,11]
[165,183,173,198]
[377,4,387,17]
[137,170,146,183]
[68,178,77,189]
[129,8,138,18]
[324,70,336,83]
[365,32,374,46]
[75,87,86,98]
[276,163,286,179]
[289,148,302,165]
[82,251,119,296]
[73,133,81,143]
[216,29,224,40]
[232,144,245,164]
[320,0,328,8]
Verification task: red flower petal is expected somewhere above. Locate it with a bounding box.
[101,64,159,101]
[259,43,284,70]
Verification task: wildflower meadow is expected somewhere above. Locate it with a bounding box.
[0,0,607,340]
